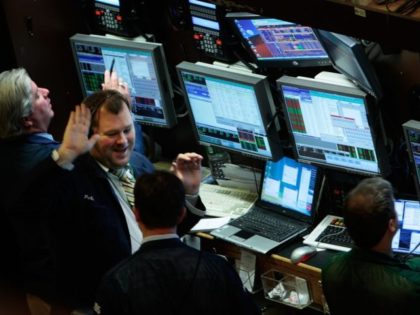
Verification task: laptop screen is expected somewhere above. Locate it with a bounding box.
[260,156,320,219]
[393,198,420,255]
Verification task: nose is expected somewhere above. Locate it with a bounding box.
[39,87,50,97]
[115,132,128,145]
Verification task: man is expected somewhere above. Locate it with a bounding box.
[11,90,205,312]
[322,177,420,315]
[93,170,259,315]
[0,69,138,288]
[0,69,58,315]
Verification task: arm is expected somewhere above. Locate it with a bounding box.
[55,104,99,167]
[94,276,127,315]
[170,152,203,195]
[102,70,130,104]
[171,152,206,235]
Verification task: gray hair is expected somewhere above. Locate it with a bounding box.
[0,68,33,138]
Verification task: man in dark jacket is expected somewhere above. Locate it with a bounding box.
[322,177,420,315]
[11,90,205,313]
[94,170,259,315]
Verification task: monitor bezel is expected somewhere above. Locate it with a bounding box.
[176,61,282,161]
[69,33,177,128]
[226,13,331,69]
[277,75,387,176]
[402,120,420,202]
[315,29,383,101]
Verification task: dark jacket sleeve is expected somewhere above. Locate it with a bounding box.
[178,197,206,236]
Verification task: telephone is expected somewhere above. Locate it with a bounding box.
[88,0,161,38]
[188,0,234,61]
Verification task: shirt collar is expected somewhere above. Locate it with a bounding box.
[142,233,179,244]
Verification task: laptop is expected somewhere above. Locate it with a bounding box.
[210,156,324,254]
[304,198,420,255]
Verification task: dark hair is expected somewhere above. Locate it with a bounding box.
[343,177,395,249]
[82,90,130,133]
[134,170,185,229]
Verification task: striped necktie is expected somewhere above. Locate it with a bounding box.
[110,166,136,209]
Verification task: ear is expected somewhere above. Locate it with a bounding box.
[22,116,33,128]
[176,207,187,225]
[389,217,398,233]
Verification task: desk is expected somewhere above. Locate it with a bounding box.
[196,232,337,312]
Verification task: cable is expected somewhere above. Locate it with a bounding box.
[399,241,420,262]
[313,227,350,250]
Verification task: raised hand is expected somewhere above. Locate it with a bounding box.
[101,70,130,103]
[56,104,100,165]
[170,152,203,195]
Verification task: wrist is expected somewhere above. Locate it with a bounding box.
[52,149,74,170]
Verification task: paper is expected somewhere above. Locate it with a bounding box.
[236,249,257,292]
[190,217,231,232]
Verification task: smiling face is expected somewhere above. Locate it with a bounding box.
[90,103,135,169]
[26,81,54,132]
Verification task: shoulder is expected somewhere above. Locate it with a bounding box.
[130,152,154,176]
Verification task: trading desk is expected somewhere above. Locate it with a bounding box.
[196,232,338,312]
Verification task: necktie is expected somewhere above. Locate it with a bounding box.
[110,166,136,209]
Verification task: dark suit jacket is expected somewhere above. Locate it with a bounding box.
[0,133,59,287]
[11,152,204,309]
[94,238,261,315]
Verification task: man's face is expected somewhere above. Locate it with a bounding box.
[28,81,54,131]
[90,103,135,169]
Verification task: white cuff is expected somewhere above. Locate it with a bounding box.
[51,149,74,171]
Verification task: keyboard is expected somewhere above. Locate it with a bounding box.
[304,215,353,252]
[315,221,353,248]
[199,183,257,218]
[230,209,300,242]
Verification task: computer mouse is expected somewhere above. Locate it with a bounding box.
[290,245,317,264]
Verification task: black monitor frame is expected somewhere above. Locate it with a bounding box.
[315,29,383,101]
[176,61,282,161]
[277,75,389,176]
[226,13,331,69]
[402,120,420,201]
[69,33,177,128]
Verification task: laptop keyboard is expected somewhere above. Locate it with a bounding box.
[230,210,300,242]
[315,218,353,248]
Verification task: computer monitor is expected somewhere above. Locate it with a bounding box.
[277,75,387,176]
[315,30,383,101]
[176,61,282,160]
[227,13,330,68]
[69,33,177,128]
[402,120,420,200]
[393,198,420,256]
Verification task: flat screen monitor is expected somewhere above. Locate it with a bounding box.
[176,61,282,160]
[402,120,420,200]
[95,0,119,6]
[393,198,420,256]
[277,75,386,176]
[227,13,330,68]
[315,30,383,101]
[69,33,177,128]
[261,156,322,220]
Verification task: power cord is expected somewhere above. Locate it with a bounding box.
[398,241,420,262]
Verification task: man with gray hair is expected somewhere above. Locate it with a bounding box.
[322,177,420,315]
[0,68,58,294]
[0,68,135,314]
